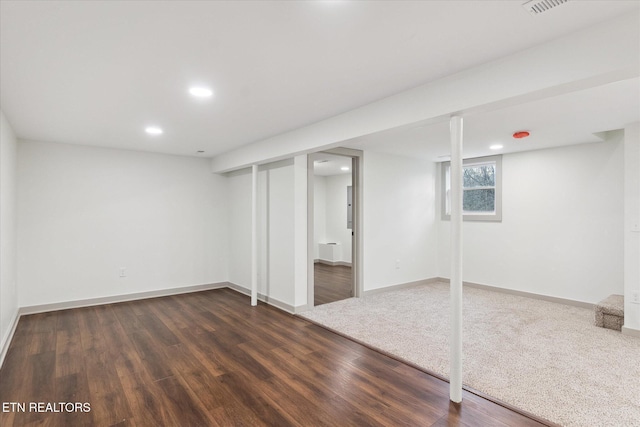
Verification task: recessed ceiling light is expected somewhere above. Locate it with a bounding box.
[341,166,350,171]
[490,144,503,150]
[189,87,213,98]
[145,126,163,135]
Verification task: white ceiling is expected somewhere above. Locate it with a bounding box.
[1,1,639,159]
[313,153,352,176]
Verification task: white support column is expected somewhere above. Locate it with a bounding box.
[449,115,463,403]
[251,164,258,306]
[623,122,640,336]
[294,155,308,309]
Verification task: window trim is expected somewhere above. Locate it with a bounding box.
[441,155,502,222]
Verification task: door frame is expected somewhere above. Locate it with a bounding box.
[307,148,363,308]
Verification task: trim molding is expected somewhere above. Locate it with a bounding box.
[226,282,303,314]
[293,304,310,314]
[361,276,594,310]
[19,282,229,316]
[363,278,440,297]
[0,309,20,369]
[436,277,595,309]
[622,326,640,338]
[314,259,352,267]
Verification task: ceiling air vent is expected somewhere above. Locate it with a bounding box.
[522,0,569,15]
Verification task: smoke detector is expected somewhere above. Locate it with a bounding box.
[522,0,569,15]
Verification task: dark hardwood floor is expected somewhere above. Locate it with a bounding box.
[314,263,352,306]
[0,288,548,426]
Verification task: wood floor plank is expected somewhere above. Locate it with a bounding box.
[17,350,57,426]
[77,307,107,352]
[346,355,447,425]
[149,296,213,335]
[314,263,352,306]
[53,373,94,427]
[177,364,269,427]
[216,372,294,427]
[83,346,133,426]
[128,329,174,382]
[112,341,180,427]
[136,313,180,348]
[165,326,227,377]
[0,288,550,427]
[55,311,84,378]
[203,329,273,382]
[242,343,336,396]
[257,375,336,427]
[267,345,417,426]
[153,375,219,427]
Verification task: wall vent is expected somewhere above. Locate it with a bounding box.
[522,0,569,15]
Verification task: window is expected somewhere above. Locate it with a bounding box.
[442,155,502,221]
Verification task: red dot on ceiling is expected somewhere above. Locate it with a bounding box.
[513,131,530,139]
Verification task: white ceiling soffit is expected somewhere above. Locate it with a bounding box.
[343,77,640,161]
[1,1,638,165]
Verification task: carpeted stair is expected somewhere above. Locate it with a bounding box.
[594,294,624,331]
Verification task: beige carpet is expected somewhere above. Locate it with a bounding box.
[300,283,640,427]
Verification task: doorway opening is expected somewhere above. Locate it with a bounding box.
[307,149,362,307]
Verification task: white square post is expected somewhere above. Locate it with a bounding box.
[251,164,258,306]
[449,115,463,403]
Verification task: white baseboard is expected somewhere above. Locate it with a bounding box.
[0,308,20,369]
[622,326,640,338]
[436,277,595,310]
[293,304,311,314]
[225,282,305,314]
[363,278,440,296]
[314,259,352,267]
[361,277,594,310]
[19,282,229,316]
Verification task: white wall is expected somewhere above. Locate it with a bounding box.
[1,111,18,355]
[438,136,625,304]
[623,122,640,333]
[226,160,297,308]
[8,129,629,321]
[313,176,326,260]
[260,161,295,306]
[363,151,438,291]
[17,141,229,307]
[324,173,352,263]
[314,173,352,263]
[227,168,252,288]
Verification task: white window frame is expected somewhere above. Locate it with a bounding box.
[441,155,502,222]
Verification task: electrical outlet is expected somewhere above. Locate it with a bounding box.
[395,259,400,269]
[632,291,640,304]
[119,267,126,278]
